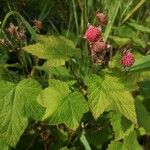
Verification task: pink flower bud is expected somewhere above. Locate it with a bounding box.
[121,51,135,68]
[96,13,108,25]
[84,25,101,43]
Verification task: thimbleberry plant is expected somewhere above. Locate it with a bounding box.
[0,1,150,150]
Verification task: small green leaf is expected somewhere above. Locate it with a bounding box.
[38,80,88,129]
[85,74,137,124]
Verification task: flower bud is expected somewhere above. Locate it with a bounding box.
[121,51,135,68]
[96,13,108,25]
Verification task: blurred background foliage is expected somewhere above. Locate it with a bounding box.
[0,0,149,44]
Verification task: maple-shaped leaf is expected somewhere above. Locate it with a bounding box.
[85,74,137,124]
[24,35,80,66]
[38,79,88,129]
[0,79,44,147]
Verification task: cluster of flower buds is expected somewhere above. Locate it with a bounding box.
[83,12,112,65]
[6,23,26,40]
[83,12,135,68]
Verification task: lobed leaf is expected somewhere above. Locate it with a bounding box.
[38,80,88,130]
[85,74,137,124]
[24,35,80,67]
[0,79,44,147]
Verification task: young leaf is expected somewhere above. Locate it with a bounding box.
[110,112,134,140]
[0,79,44,147]
[38,80,88,130]
[24,35,80,67]
[85,74,137,124]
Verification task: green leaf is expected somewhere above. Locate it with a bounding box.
[135,98,150,133]
[127,21,150,33]
[38,80,88,129]
[114,25,135,38]
[122,131,143,150]
[18,79,45,120]
[109,36,131,47]
[0,79,44,146]
[0,67,12,81]
[85,74,137,124]
[129,55,150,71]
[0,47,8,64]
[0,140,9,150]
[86,116,112,148]
[107,141,122,150]
[107,131,143,150]
[111,68,139,91]
[0,81,28,147]
[132,37,146,48]
[37,66,72,78]
[47,66,72,78]
[110,112,134,140]
[24,35,80,67]
[138,80,150,98]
